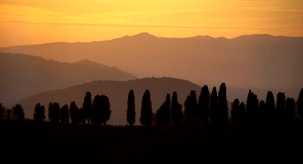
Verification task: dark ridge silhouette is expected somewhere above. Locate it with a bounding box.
[171,92,183,125]
[210,87,218,125]
[127,90,136,126]
[156,94,171,125]
[285,98,295,121]
[265,91,275,121]
[231,98,240,121]
[184,90,198,116]
[70,101,80,125]
[12,104,25,122]
[33,103,45,123]
[92,95,111,125]
[0,52,136,107]
[0,103,4,121]
[276,92,286,120]
[298,89,303,119]
[83,92,92,124]
[60,104,69,124]
[140,90,153,126]
[198,85,210,123]
[218,83,228,124]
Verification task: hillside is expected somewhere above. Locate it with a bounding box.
[0,52,136,106]
[16,77,201,125]
[1,33,302,91]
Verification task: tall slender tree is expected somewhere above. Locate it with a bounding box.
[285,98,295,121]
[218,83,227,124]
[83,92,92,124]
[12,104,25,122]
[239,102,246,121]
[210,87,218,124]
[232,98,240,121]
[298,88,303,119]
[198,85,210,123]
[259,100,266,122]
[265,91,275,121]
[70,101,80,125]
[51,102,60,124]
[156,94,171,125]
[184,90,197,116]
[140,90,153,126]
[60,104,69,124]
[34,103,45,123]
[171,91,183,125]
[127,90,136,126]
[276,92,286,120]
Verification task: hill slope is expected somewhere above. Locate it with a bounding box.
[1,33,302,91]
[17,77,201,125]
[0,52,136,106]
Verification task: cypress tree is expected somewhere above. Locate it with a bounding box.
[246,90,259,122]
[34,103,45,123]
[52,102,60,124]
[127,90,136,126]
[60,104,69,124]
[276,92,286,120]
[184,90,197,116]
[231,98,240,121]
[218,83,227,124]
[298,88,303,119]
[83,92,92,124]
[265,91,275,121]
[48,102,53,122]
[12,104,25,122]
[259,100,266,122]
[70,101,80,125]
[100,95,111,125]
[239,102,246,121]
[171,91,183,125]
[140,90,153,126]
[198,85,210,122]
[285,98,295,121]
[210,87,218,124]
[156,94,171,125]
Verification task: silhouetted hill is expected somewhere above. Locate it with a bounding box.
[1,33,302,92]
[0,52,136,106]
[17,77,201,125]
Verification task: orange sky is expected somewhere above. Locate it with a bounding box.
[0,0,303,47]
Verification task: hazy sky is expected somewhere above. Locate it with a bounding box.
[0,0,303,46]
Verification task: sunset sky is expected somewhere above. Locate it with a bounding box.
[0,0,302,47]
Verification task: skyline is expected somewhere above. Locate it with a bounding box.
[1,0,303,47]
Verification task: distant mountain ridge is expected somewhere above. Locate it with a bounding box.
[0,52,136,106]
[0,33,302,91]
[16,77,201,125]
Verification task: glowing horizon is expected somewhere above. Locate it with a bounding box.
[1,0,303,47]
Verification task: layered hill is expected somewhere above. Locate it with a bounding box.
[1,33,302,91]
[16,77,201,125]
[0,52,136,106]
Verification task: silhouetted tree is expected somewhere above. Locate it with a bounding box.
[12,104,25,122]
[198,85,210,123]
[7,109,11,120]
[276,92,286,120]
[210,87,218,125]
[92,95,111,125]
[239,102,246,121]
[184,90,197,116]
[0,103,4,121]
[246,90,259,121]
[48,102,53,122]
[285,98,295,121]
[127,90,136,126]
[259,100,266,121]
[83,92,92,124]
[60,104,69,124]
[70,101,80,125]
[50,102,60,124]
[79,108,86,124]
[231,99,240,121]
[140,90,153,126]
[156,94,171,125]
[265,91,275,121]
[218,83,227,124]
[171,91,183,125]
[33,103,45,123]
[298,89,303,119]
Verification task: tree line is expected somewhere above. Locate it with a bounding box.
[1,84,303,126]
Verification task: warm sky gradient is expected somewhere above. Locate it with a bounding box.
[0,0,303,47]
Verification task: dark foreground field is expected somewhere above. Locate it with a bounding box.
[1,119,303,163]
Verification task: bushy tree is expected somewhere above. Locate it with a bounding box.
[92,95,111,125]
[33,103,45,123]
[83,92,92,124]
[140,90,153,126]
[285,98,295,121]
[218,83,227,124]
[265,91,275,121]
[184,90,197,116]
[298,89,303,119]
[276,92,286,120]
[0,103,4,121]
[60,104,69,124]
[70,101,80,125]
[210,87,218,124]
[198,85,210,123]
[171,91,183,125]
[156,94,171,125]
[12,104,25,122]
[127,90,136,126]
[231,99,240,121]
